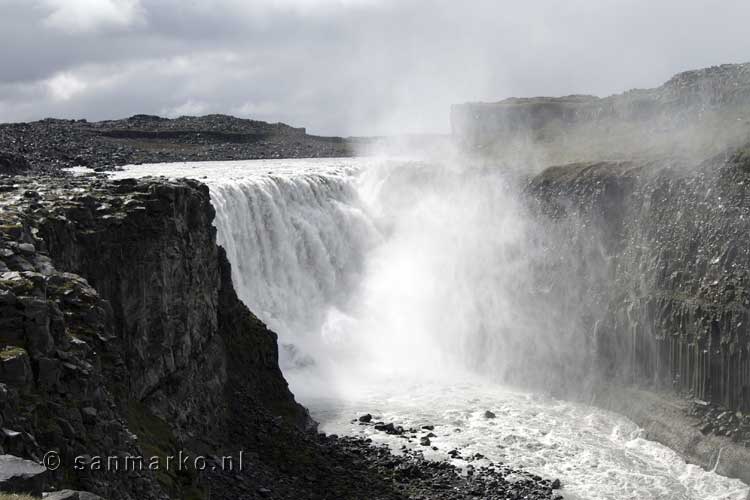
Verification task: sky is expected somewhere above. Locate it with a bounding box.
[1,0,749,136]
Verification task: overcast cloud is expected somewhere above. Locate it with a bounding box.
[1,0,749,135]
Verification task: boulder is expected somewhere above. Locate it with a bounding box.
[0,454,48,495]
[44,490,80,500]
[43,490,104,500]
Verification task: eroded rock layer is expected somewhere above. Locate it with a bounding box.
[527,148,750,421]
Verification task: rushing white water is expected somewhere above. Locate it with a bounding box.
[307,376,750,500]
[113,158,750,500]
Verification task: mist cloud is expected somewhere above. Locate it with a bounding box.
[1,0,749,135]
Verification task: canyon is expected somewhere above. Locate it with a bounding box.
[1,63,750,499]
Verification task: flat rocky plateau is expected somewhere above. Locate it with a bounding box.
[0,114,358,174]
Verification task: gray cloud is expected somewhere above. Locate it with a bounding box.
[1,0,749,135]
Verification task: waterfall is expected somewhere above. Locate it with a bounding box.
[112,158,593,392]
[208,164,381,369]
[202,158,591,395]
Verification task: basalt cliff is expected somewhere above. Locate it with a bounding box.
[453,63,750,482]
[0,175,313,498]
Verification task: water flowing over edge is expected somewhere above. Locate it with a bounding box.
[111,158,750,500]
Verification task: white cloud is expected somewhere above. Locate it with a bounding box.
[46,72,87,101]
[2,0,750,134]
[42,0,145,34]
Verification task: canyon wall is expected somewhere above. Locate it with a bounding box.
[0,175,309,499]
[526,149,750,419]
[452,63,750,419]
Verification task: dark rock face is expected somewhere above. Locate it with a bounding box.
[453,63,750,165]
[0,174,308,499]
[0,114,354,174]
[526,147,750,416]
[0,151,30,175]
[37,177,227,432]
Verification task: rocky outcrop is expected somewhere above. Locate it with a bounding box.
[0,205,167,497]
[526,146,750,420]
[521,146,750,483]
[0,174,308,499]
[35,177,229,436]
[453,63,750,166]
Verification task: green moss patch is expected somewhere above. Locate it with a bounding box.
[126,400,205,500]
[0,346,27,361]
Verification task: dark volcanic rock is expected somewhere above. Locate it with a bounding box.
[0,151,30,175]
[0,175,310,499]
[525,144,750,414]
[0,114,357,174]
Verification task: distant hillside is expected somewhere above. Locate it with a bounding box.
[0,114,355,173]
[451,63,750,167]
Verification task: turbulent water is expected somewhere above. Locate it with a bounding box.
[114,158,750,500]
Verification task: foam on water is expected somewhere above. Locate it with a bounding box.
[305,376,750,500]
[113,158,750,500]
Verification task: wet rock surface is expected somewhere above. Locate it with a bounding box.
[527,147,750,413]
[341,416,563,499]
[689,399,750,445]
[0,114,356,174]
